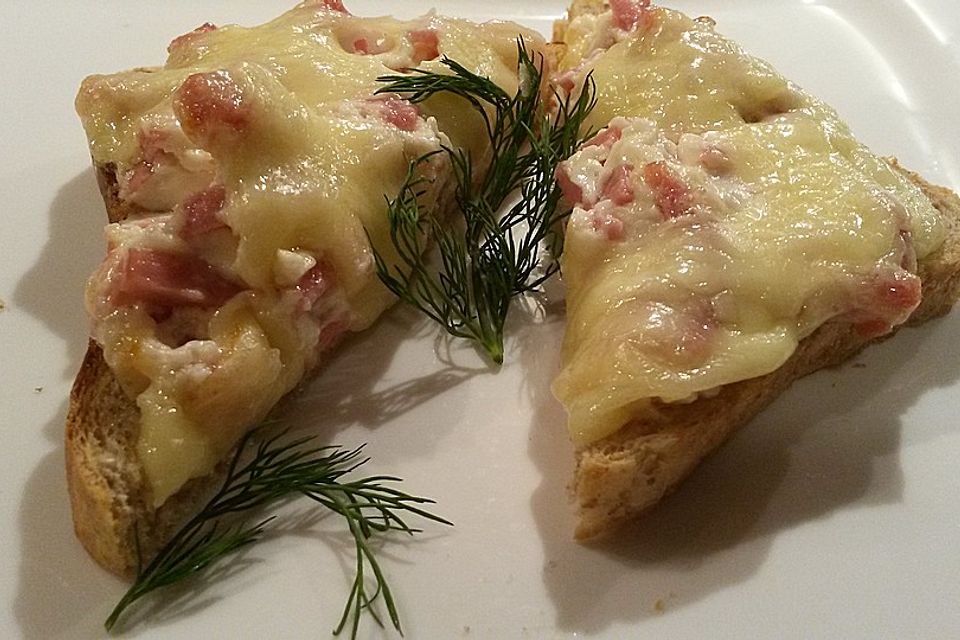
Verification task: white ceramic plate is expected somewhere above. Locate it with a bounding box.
[2,1,959,638]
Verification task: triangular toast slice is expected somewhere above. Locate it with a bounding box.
[551,0,960,539]
[67,1,544,576]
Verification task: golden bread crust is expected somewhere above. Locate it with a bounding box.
[66,340,144,575]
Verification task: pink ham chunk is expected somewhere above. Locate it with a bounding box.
[348,34,391,55]
[585,126,623,149]
[409,28,440,64]
[873,268,921,311]
[378,97,420,132]
[124,162,153,198]
[556,70,577,94]
[853,268,921,337]
[589,210,625,241]
[292,261,349,352]
[643,161,693,220]
[308,0,349,12]
[699,146,734,176]
[610,0,654,32]
[139,128,172,164]
[109,248,241,310]
[122,129,175,202]
[556,166,585,207]
[174,71,251,148]
[667,306,716,365]
[352,37,371,54]
[178,184,228,240]
[600,164,635,206]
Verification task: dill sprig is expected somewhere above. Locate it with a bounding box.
[105,429,450,637]
[372,41,597,364]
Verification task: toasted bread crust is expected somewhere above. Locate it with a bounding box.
[573,166,960,540]
[66,341,144,575]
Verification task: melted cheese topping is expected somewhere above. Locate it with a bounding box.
[77,2,542,505]
[552,5,944,445]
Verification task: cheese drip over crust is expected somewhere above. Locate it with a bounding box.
[552,2,945,445]
[76,1,542,505]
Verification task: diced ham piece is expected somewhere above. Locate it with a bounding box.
[308,0,349,13]
[853,268,921,337]
[125,162,153,197]
[353,37,371,54]
[349,35,392,55]
[296,261,337,312]
[174,71,250,147]
[600,164,635,206]
[168,22,217,54]
[378,97,420,132]
[589,209,625,241]
[110,248,241,310]
[139,129,172,164]
[610,0,654,32]
[341,29,393,55]
[123,129,175,199]
[585,126,623,149]
[409,28,440,64]
[871,268,921,313]
[179,184,228,240]
[556,166,585,206]
[290,261,348,350]
[643,161,693,219]
[121,126,220,212]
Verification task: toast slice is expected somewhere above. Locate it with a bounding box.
[68,3,544,576]
[571,166,960,539]
[551,1,960,539]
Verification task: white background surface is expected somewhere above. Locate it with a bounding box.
[2,1,959,638]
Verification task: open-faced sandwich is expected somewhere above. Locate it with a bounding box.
[551,0,960,539]
[67,0,960,634]
[67,0,544,577]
